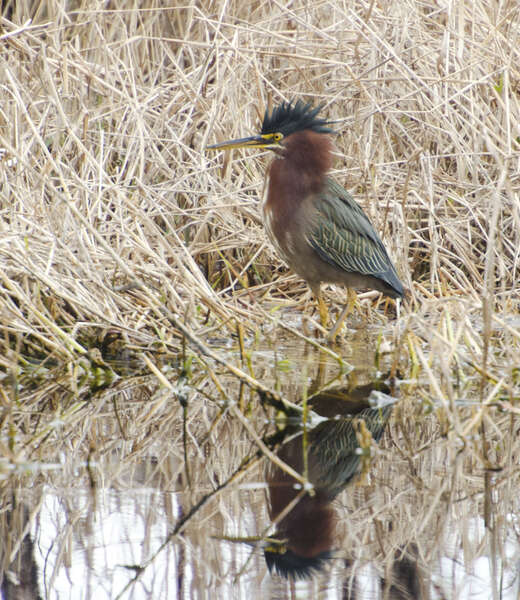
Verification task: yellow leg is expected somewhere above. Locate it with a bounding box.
[315,286,329,328]
[328,288,357,341]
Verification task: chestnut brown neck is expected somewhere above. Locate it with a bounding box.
[265,130,332,219]
[281,130,332,177]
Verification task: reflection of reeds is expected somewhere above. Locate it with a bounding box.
[0,1,519,597]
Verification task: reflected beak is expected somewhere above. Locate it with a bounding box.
[207,135,274,151]
[212,534,287,550]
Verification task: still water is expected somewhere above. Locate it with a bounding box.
[2,321,519,599]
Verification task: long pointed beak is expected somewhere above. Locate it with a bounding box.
[207,135,270,151]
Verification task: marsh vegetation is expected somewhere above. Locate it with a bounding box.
[0,1,519,598]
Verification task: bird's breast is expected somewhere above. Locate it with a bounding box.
[262,162,325,280]
[261,173,270,209]
[263,203,291,260]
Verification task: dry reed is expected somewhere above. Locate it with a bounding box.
[0,0,519,597]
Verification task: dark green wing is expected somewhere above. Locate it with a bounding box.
[308,177,404,296]
[310,404,393,498]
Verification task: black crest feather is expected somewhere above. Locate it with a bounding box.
[261,100,334,137]
[264,549,333,579]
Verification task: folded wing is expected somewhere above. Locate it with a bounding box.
[308,178,404,297]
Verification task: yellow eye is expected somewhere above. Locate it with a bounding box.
[273,132,283,142]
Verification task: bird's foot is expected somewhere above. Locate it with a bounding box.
[327,289,357,342]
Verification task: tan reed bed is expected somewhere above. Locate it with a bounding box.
[0,2,519,593]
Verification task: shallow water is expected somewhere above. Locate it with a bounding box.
[1,318,519,599]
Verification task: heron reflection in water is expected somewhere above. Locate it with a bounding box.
[264,385,393,579]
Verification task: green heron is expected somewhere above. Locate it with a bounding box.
[214,380,394,580]
[264,395,393,579]
[208,100,404,337]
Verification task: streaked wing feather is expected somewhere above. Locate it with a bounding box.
[308,178,403,294]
